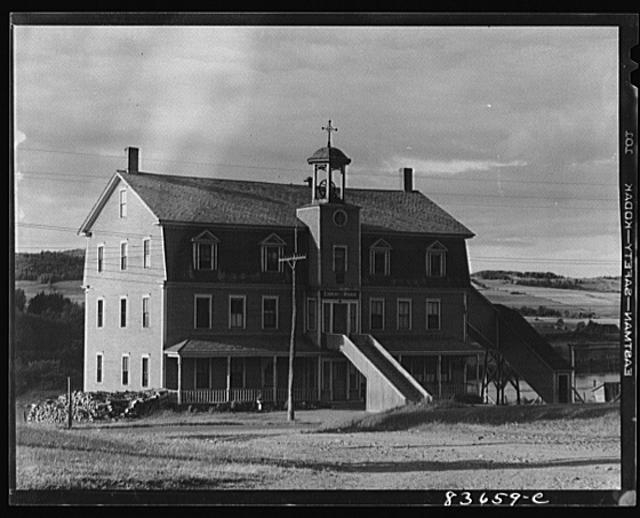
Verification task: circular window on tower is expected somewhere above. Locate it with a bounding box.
[333,209,347,227]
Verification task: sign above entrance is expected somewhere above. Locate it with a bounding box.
[322,290,359,299]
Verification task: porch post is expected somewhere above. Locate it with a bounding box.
[346,362,350,400]
[272,356,277,402]
[177,355,182,405]
[209,358,213,389]
[226,356,231,402]
[476,353,480,396]
[437,355,442,399]
[463,359,468,394]
[317,355,322,401]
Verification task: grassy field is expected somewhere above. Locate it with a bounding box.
[15,280,84,305]
[14,402,620,493]
[473,279,619,319]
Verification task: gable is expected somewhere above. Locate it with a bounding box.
[370,238,392,249]
[78,173,159,235]
[191,230,220,242]
[427,240,448,252]
[260,233,286,246]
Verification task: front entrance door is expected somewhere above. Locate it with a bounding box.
[333,303,348,334]
[323,301,358,335]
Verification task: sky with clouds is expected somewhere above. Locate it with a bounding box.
[13,24,620,277]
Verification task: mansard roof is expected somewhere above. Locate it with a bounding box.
[80,171,474,237]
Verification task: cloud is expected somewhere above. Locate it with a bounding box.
[12,26,620,274]
[392,157,528,175]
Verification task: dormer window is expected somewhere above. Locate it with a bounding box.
[369,238,391,276]
[260,233,286,273]
[426,241,447,277]
[192,231,219,271]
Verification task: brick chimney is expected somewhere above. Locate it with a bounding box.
[125,147,139,174]
[401,167,413,192]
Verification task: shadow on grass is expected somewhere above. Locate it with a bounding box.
[267,456,620,474]
[319,402,621,433]
[164,433,270,442]
[82,420,245,430]
[20,438,619,475]
[343,441,517,449]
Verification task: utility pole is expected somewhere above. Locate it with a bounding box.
[67,376,72,429]
[279,226,306,421]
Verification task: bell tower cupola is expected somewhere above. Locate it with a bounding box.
[306,120,351,203]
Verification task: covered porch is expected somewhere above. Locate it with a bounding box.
[164,336,322,405]
[378,336,484,400]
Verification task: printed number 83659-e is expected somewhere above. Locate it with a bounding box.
[444,491,549,506]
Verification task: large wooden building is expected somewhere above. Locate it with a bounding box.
[79,133,572,411]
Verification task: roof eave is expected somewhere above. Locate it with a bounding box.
[77,173,122,236]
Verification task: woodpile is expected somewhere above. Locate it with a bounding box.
[25,389,170,424]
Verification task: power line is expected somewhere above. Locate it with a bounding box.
[19,146,618,187]
[15,171,621,208]
[17,169,620,202]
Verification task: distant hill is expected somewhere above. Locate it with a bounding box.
[15,249,85,282]
[471,270,620,293]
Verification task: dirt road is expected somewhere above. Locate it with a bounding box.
[16,408,620,491]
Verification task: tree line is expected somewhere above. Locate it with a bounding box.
[15,249,84,282]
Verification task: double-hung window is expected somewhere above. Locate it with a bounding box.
[141,356,149,388]
[96,353,103,384]
[333,245,347,284]
[192,231,219,271]
[369,239,391,276]
[194,295,212,329]
[119,297,127,328]
[260,233,286,273]
[426,241,447,277]
[120,242,128,270]
[262,296,278,330]
[370,298,385,330]
[121,354,129,386]
[142,238,151,269]
[96,298,104,328]
[426,299,441,330]
[97,245,104,272]
[229,296,246,329]
[119,189,127,218]
[142,296,150,328]
[397,298,412,330]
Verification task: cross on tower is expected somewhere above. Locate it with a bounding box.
[322,120,338,147]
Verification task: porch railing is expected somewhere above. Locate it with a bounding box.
[179,387,319,405]
[420,381,480,399]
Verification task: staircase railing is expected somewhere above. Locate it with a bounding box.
[496,306,566,372]
[359,334,431,401]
